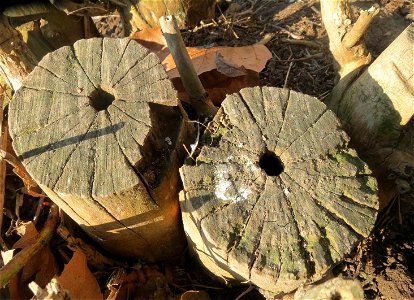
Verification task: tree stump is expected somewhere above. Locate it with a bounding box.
[9,38,189,262]
[120,0,216,34]
[179,87,379,296]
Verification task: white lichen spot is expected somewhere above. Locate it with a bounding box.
[283,187,290,196]
[214,164,251,202]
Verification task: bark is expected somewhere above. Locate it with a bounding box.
[0,15,38,91]
[321,0,413,209]
[120,0,216,34]
[159,15,217,118]
[320,0,379,79]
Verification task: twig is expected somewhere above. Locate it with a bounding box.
[273,25,304,40]
[255,32,274,45]
[235,285,254,300]
[0,85,6,250]
[56,220,122,270]
[0,204,59,288]
[0,149,44,197]
[159,15,218,118]
[279,38,321,48]
[283,61,293,89]
[342,6,380,49]
[275,53,323,62]
[310,6,320,15]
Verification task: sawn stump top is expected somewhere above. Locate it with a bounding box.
[180,87,379,295]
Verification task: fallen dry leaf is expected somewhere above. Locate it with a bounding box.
[180,290,211,300]
[1,249,15,264]
[130,27,170,61]
[131,27,272,104]
[58,249,103,300]
[13,222,58,287]
[13,221,39,248]
[2,222,58,299]
[172,69,259,105]
[163,45,272,78]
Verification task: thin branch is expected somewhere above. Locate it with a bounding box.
[235,285,254,300]
[0,149,44,197]
[0,204,59,288]
[320,0,377,78]
[275,53,323,62]
[0,86,6,251]
[159,15,218,118]
[343,5,380,49]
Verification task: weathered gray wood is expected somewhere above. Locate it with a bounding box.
[9,38,188,262]
[179,87,379,296]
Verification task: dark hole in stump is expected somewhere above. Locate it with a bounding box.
[89,87,115,112]
[331,292,342,300]
[259,150,284,176]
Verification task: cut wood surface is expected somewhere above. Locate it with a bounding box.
[9,38,189,262]
[180,87,379,296]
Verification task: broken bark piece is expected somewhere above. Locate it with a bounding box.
[9,38,189,262]
[179,87,379,296]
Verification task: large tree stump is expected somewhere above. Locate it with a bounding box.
[9,38,189,262]
[180,87,379,296]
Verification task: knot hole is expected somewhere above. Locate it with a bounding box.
[259,150,284,176]
[89,87,115,112]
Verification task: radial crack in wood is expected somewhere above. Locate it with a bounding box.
[179,87,379,296]
[9,38,190,262]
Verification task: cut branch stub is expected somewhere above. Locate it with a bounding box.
[179,87,379,296]
[9,38,189,262]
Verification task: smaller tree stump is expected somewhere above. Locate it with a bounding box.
[9,38,189,262]
[179,87,379,296]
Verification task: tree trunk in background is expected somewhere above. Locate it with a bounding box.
[0,15,38,91]
[330,25,414,209]
[321,0,414,209]
[7,3,99,61]
[120,0,216,35]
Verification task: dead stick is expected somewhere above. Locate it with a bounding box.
[342,6,380,49]
[0,204,59,288]
[159,15,218,118]
[279,38,321,48]
[0,149,43,197]
[275,53,323,62]
[0,86,6,250]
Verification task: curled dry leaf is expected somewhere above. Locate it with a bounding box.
[57,249,103,300]
[131,27,272,105]
[13,222,58,287]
